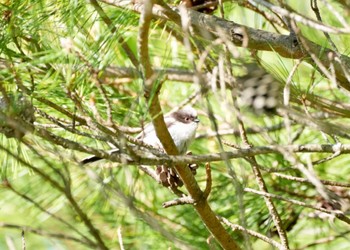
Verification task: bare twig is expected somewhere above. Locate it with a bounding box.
[250,0,350,33]
[103,66,196,83]
[272,173,350,188]
[220,217,284,249]
[244,158,290,249]
[162,196,196,208]
[203,163,212,199]
[312,150,342,165]
[310,0,338,51]
[196,122,286,139]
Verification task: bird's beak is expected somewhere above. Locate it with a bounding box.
[194,118,200,123]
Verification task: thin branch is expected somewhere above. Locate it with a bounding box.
[30,125,350,165]
[230,83,289,249]
[2,180,96,246]
[310,0,338,51]
[312,151,342,165]
[196,123,285,139]
[0,140,108,249]
[220,217,284,249]
[0,142,65,193]
[203,163,212,199]
[274,143,342,209]
[0,222,93,247]
[278,107,350,140]
[103,66,196,83]
[295,230,350,250]
[162,196,196,208]
[319,0,350,29]
[244,157,290,249]
[92,169,195,250]
[89,0,139,68]
[64,188,108,250]
[250,0,350,33]
[236,0,286,30]
[272,173,350,188]
[244,188,350,224]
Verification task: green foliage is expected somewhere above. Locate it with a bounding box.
[1,0,350,249]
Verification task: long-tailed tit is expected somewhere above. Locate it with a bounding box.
[81,106,199,164]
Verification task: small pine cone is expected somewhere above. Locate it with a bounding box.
[237,64,280,114]
[156,165,184,188]
[156,164,199,188]
[0,93,35,139]
[156,152,200,188]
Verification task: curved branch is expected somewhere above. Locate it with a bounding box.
[137,1,241,249]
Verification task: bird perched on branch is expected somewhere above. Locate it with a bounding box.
[81,106,199,163]
[81,106,200,187]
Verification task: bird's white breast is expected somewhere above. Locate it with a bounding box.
[141,119,198,154]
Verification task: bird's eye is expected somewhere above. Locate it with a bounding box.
[185,117,190,121]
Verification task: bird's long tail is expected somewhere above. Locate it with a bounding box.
[80,155,103,165]
[80,148,120,165]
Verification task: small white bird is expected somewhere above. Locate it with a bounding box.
[81,106,199,164]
